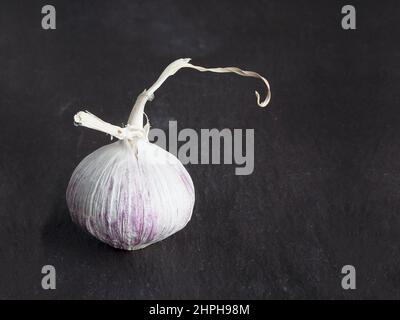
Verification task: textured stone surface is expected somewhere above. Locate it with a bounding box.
[1,0,400,299]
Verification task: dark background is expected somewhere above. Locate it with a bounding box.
[1,0,400,299]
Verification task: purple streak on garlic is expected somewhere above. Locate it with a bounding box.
[66,58,271,250]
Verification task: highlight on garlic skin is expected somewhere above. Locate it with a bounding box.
[66,58,271,250]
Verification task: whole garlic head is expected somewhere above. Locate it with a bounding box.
[67,138,194,250]
[66,58,270,250]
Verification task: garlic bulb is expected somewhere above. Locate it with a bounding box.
[66,58,271,250]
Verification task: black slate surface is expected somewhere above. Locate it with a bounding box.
[1,0,400,299]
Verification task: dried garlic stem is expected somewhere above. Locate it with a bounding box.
[128,58,271,128]
[74,58,271,139]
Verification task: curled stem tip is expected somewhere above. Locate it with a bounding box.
[128,58,271,127]
[185,62,271,107]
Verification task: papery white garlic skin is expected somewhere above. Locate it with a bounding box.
[66,138,195,250]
